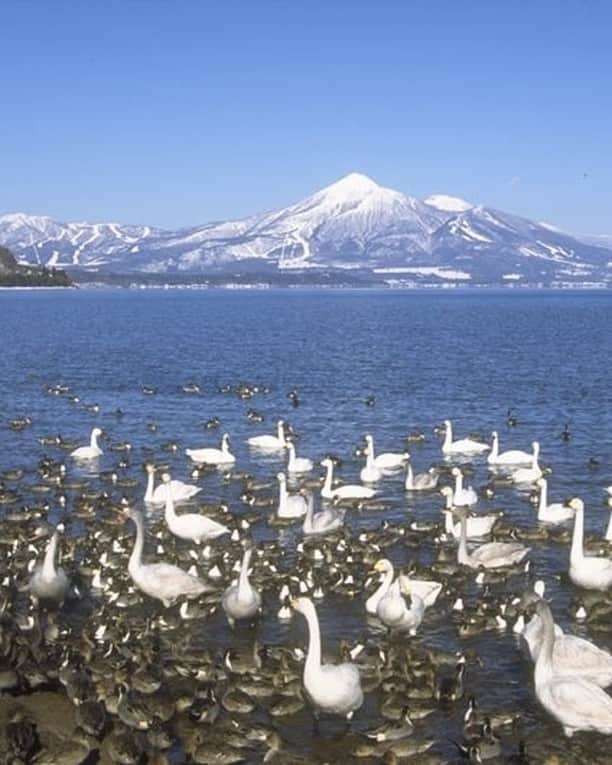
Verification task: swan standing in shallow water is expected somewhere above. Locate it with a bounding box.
[511,442,542,483]
[376,579,425,635]
[185,433,235,466]
[302,494,344,536]
[456,510,529,569]
[144,465,201,504]
[247,420,287,449]
[441,420,489,457]
[536,478,574,524]
[364,434,408,471]
[276,472,308,519]
[29,530,69,605]
[366,559,442,616]
[526,597,612,736]
[70,427,103,460]
[124,507,212,607]
[487,431,533,467]
[360,443,383,483]
[440,487,500,538]
[286,443,313,475]
[451,467,478,506]
[568,498,612,590]
[320,458,375,501]
[291,596,363,718]
[221,547,262,626]
[163,475,229,543]
[404,457,439,491]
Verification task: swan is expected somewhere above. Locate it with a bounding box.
[365,558,395,615]
[124,507,212,607]
[29,530,69,605]
[456,510,529,569]
[302,494,344,537]
[487,431,533,467]
[367,559,442,615]
[441,420,489,457]
[364,434,408,471]
[162,474,229,543]
[510,442,542,483]
[185,433,236,466]
[396,572,443,608]
[221,547,262,626]
[286,443,313,475]
[376,579,425,635]
[527,597,612,736]
[451,467,478,506]
[360,444,383,483]
[291,596,363,718]
[320,458,375,501]
[536,478,574,524]
[144,465,201,504]
[604,487,612,542]
[404,457,439,491]
[276,472,308,519]
[70,427,103,460]
[568,498,612,590]
[247,420,287,449]
[440,487,500,538]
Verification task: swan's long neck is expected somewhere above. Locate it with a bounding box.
[537,480,548,518]
[533,602,555,688]
[42,532,59,579]
[129,514,145,574]
[405,463,413,489]
[457,516,470,565]
[222,435,230,454]
[442,423,452,451]
[304,494,314,531]
[369,565,394,610]
[90,430,99,449]
[322,463,333,494]
[164,491,177,523]
[277,422,285,443]
[288,444,296,466]
[570,506,584,565]
[237,548,253,599]
[531,444,539,469]
[144,471,155,502]
[605,510,612,542]
[367,437,376,461]
[443,510,454,535]
[454,471,463,494]
[302,602,322,680]
[278,477,287,503]
[490,433,499,459]
[444,491,453,510]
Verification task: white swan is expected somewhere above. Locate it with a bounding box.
[144,465,201,504]
[163,474,229,543]
[185,433,236,466]
[487,431,533,466]
[568,498,612,590]
[456,511,529,569]
[376,579,425,635]
[365,559,396,615]
[404,457,439,491]
[124,507,211,607]
[367,559,442,614]
[536,478,574,524]
[221,547,262,626]
[320,458,375,501]
[286,443,313,475]
[440,488,500,538]
[29,530,69,605]
[364,434,408,471]
[302,494,344,537]
[291,596,363,718]
[276,472,308,519]
[529,598,612,736]
[510,442,543,483]
[451,467,478,506]
[70,427,103,460]
[247,420,287,449]
[605,487,612,542]
[360,444,383,483]
[441,420,489,457]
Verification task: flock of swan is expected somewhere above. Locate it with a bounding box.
[5,404,612,763]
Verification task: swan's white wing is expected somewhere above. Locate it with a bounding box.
[547,675,612,731]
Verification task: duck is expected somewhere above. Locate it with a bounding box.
[510,443,542,484]
[287,443,313,475]
[124,507,212,607]
[291,596,363,718]
[364,434,408,471]
[185,434,236,466]
[568,498,612,590]
[441,420,489,457]
[247,420,287,449]
[70,427,103,460]
[535,478,574,524]
[29,529,69,605]
[440,489,501,538]
[404,458,439,491]
[452,467,478,506]
[163,475,230,543]
[320,458,375,501]
[455,510,530,569]
[302,495,344,537]
[276,472,308,519]
[525,596,612,736]
[376,579,425,635]
[221,547,262,626]
[144,465,201,505]
[487,431,533,466]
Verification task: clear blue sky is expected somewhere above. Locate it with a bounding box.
[2,0,611,233]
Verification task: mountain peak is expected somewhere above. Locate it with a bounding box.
[320,172,382,199]
[424,194,473,213]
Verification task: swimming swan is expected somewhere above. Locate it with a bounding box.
[221,546,262,626]
[375,579,425,635]
[511,442,542,484]
[360,443,383,483]
[144,465,201,504]
[320,458,376,501]
[441,420,489,457]
[440,487,500,538]
[404,457,439,491]
[287,443,313,475]
[291,596,363,718]
[451,467,478,506]
[29,530,69,605]
[247,420,287,449]
[456,510,529,569]
[162,475,229,543]
[487,431,533,467]
[185,433,236,466]
[568,498,612,590]
[536,478,574,524]
[70,427,103,460]
[302,494,344,536]
[367,559,442,615]
[276,472,308,519]
[124,507,212,607]
[364,434,408,471]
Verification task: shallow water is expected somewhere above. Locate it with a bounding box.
[1,288,612,762]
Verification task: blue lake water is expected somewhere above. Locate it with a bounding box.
[1,288,612,762]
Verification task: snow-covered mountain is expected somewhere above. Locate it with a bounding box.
[1,173,611,284]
